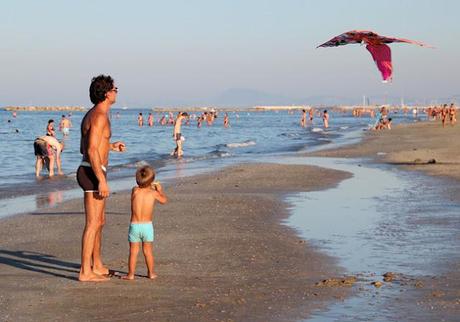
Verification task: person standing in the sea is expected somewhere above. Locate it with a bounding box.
[138,112,144,127]
[77,75,126,282]
[300,109,306,127]
[148,112,154,127]
[322,110,329,128]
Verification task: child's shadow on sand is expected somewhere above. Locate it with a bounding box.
[0,249,79,281]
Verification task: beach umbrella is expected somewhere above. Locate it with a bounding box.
[317,30,432,82]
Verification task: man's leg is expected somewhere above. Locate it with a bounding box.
[92,207,109,275]
[79,192,108,282]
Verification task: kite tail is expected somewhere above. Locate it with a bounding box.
[366,44,393,82]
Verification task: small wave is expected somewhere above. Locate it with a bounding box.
[226,140,256,148]
[340,126,349,130]
[184,151,232,162]
[311,128,324,133]
[279,133,301,138]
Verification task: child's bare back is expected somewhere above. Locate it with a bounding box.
[130,183,165,223]
[122,166,167,281]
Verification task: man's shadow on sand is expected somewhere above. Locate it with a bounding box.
[0,250,80,281]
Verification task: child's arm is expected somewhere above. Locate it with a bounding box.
[152,183,168,204]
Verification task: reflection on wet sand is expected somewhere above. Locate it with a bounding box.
[36,191,63,209]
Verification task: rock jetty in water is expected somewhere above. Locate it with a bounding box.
[2,106,87,112]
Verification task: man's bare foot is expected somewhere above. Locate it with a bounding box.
[93,266,110,276]
[121,275,135,281]
[148,273,157,280]
[79,272,110,282]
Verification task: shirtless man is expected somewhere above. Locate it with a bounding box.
[322,110,329,128]
[171,112,188,158]
[77,75,126,282]
[59,115,72,137]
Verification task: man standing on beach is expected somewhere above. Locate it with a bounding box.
[77,75,126,282]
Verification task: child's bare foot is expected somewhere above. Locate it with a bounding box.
[121,275,135,281]
[148,273,157,280]
[79,272,109,282]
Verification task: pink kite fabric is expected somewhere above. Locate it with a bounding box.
[317,30,432,82]
[366,44,392,82]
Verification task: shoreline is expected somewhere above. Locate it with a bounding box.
[0,163,353,322]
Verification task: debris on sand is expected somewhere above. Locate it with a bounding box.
[316,276,357,287]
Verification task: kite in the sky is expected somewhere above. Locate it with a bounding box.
[317,30,432,82]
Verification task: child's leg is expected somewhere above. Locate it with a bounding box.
[122,242,140,280]
[142,242,157,279]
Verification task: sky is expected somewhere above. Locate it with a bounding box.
[1,0,459,107]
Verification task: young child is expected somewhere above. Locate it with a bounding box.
[122,165,167,280]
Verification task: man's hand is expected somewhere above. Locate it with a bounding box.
[111,141,126,152]
[98,180,110,198]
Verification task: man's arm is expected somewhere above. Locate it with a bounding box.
[87,114,109,197]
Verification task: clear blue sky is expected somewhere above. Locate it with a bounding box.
[1,0,459,106]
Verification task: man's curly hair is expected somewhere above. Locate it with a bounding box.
[89,75,114,104]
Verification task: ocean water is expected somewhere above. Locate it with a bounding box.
[0,108,421,200]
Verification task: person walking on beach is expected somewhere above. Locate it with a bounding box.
[122,165,167,280]
[171,112,187,158]
[449,103,456,126]
[77,75,126,282]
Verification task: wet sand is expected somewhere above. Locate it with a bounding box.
[308,120,460,320]
[310,121,460,180]
[0,163,353,322]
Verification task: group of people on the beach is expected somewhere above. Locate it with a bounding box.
[29,75,458,283]
[425,104,457,127]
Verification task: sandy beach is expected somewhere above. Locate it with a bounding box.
[0,163,353,322]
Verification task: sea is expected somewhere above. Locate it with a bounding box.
[0,107,423,217]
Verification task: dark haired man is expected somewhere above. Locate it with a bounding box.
[77,75,126,282]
